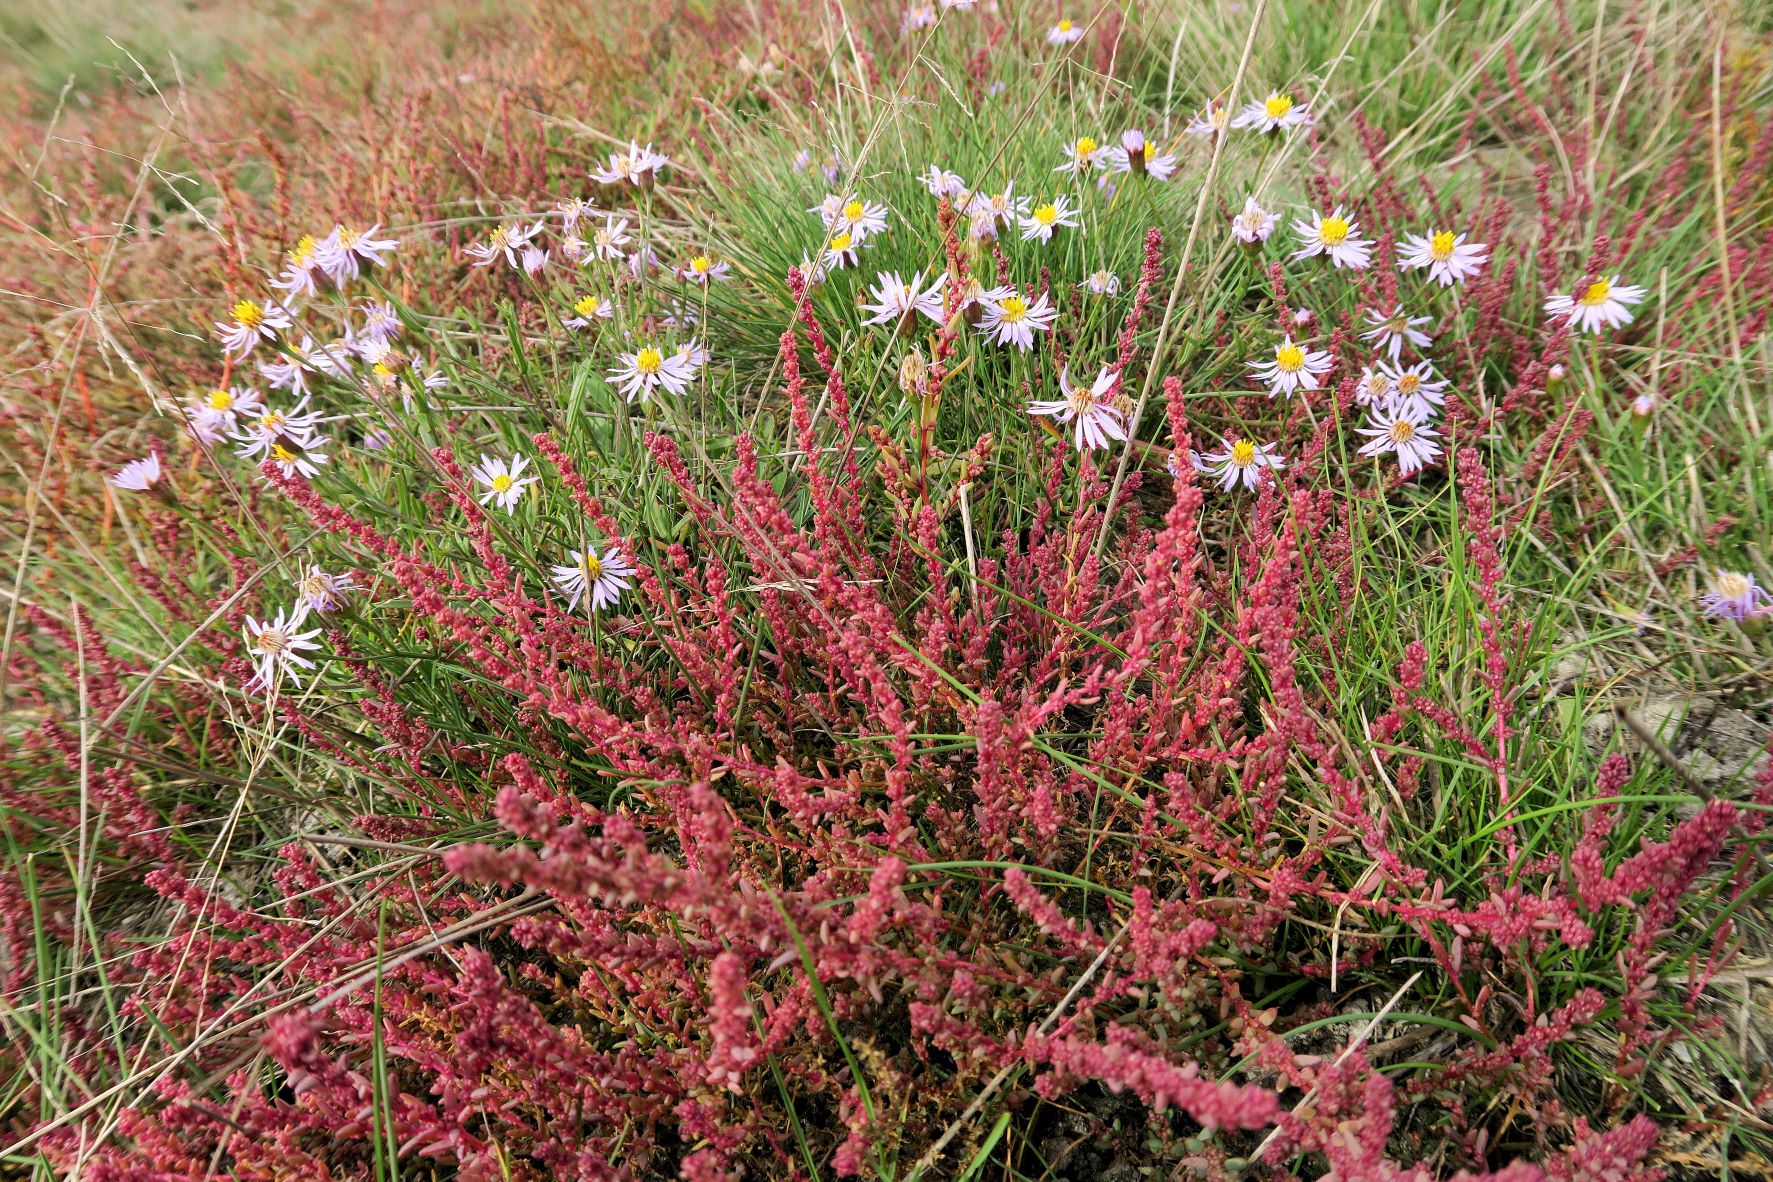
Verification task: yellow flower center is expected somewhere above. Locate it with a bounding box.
[690,255,712,273]
[258,412,284,433]
[635,347,664,375]
[1429,230,1456,261]
[338,227,360,249]
[491,473,515,493]
[1274,343,1305,373]
[253,629,287,654]
[1367,374,1392,396]
[233,300,264,328]
[575,296,603,317]
[299,574,331,599]
[1318,216,1350,246]
[489,227,511,247]
[1230,440,1257,467]
[1389,419,1417,443]
[1397,373,1422,395]
[843,200,865,221]
[1264,94,1294,119]
[1034,203,1060,226]
[288,236,316,266]
[270,443,297,463]
[206,389,233,411]
[1074,136,1097,158]
[998,295,1029,323]
[830,232,854,252]
[1578,278,1612,306]
[1057,19,1074,32]
[581,553,605,580]
[1717,572,1750,599]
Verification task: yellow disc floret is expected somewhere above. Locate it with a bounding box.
[1577,278,1612,306]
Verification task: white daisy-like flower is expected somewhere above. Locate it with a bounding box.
[1103,130,1178,181]
[609,342,696,402]
[954,277,1014,317]
[1630,392,1657,418]
[977,290,1058,351]
[674,338,710,371]
[108,454,163,492]
[1544,275,1647,334]
[1399,228,1489,287]
[966,183,1028,239]
[1292,207,1373,269]
[1360,306,1433,364]
[315,224,398,286]
[465,221,539,269]
[921,165,967,199]
[1380,360,1449,419]
[677,254,732,284]
[260,336,349,396]
[1231,91,1312,133]
[1184,104,1229,139]
[592,141,669,187]
[234,398,326,464]
[271,235,324,300]
[1027,364,1126,451]
[625,245,662,280]
[1019,196,1080,243]
[902,3,936,31]
[564,293,614,329]
[796,252,830,288]
[1355,364,1395,408]
[215,298,292,360]
[1231,196,1278,244]
[592,216,632,260]
[1249,336,1332,398]
[1356,403,1443,476]
[243,605,324,693]
[1083,269,1120,296]
[551,546,636,613]
[296,567,355,613]
[1047,17,1084,44]
[1195,437,1286,492]
[560,235,590,265]
[861,270,948,330]
[471,453,539,513]
[555,197,600,231]
[265,433,330,480]
[521,245,549,276]
[823,230,865,270]
[832,197,889,240]
[196,384,266,423]
[358,300,404,346]
[1700,570,1773,621]
[1055,135,1105,176]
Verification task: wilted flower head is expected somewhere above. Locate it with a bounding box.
[1699,570,1771,621]
[296,567,356,613]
